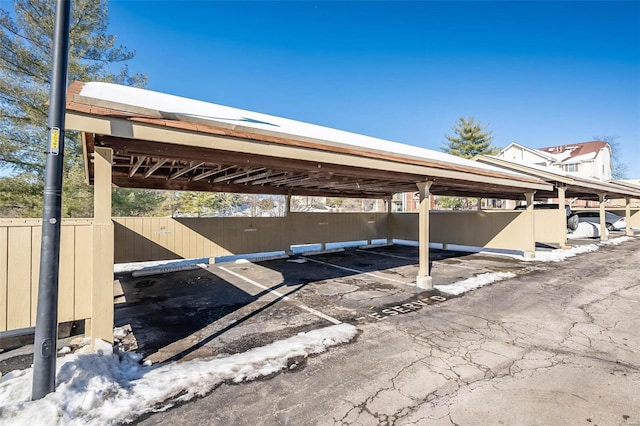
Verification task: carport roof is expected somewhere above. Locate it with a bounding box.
[475,155,640,201]
[65,82,552,199]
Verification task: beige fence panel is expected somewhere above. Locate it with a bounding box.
[534,210,566,244]
[288,213,386,246]
[0,219,93,332]
[390,211,535,253]
[113,213,389,263]
[114,216,294,263]
[388,213,419,241]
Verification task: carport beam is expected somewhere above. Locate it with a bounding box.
[416,181,433,289]
[598,193,608,242]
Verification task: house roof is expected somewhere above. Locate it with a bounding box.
[537,141,609,164]
[64,81,552,200]
[498,142,558,163]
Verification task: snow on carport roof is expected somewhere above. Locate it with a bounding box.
[76,82,527,177]
[65,82,552,199]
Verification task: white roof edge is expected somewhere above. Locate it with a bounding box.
[74,82,541,183]
[477,155,640,197]
[612,179,640,187]
[476,155,573,181]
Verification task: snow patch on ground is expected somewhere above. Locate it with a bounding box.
[601,236,633,246]
[516,235,633,262]
[435,272,517,295]
[434,235,635,295]
[528,244,600,262]
[114,258,209,274]
[0,324,357,426]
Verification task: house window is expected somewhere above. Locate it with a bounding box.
[564,164,578,172]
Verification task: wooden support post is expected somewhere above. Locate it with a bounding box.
[285,193,291,216]
[91,147,114,345]
[523,192,536,259]
[386,198,393,245]
[416,181,433,289]
[598,193,608,242]
[625,198,633,236]
[477,198,482,211]
[557,185,568,248]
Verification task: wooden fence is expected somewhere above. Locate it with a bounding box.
[3,208,635,335]
[0,219,93,332]
[113,213,388,263]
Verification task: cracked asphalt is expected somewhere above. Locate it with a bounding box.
[137,237,640,426]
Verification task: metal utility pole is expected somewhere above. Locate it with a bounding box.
[32,0,72,400]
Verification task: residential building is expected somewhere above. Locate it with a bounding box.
[497,141,612,181]
[392,191,420,212]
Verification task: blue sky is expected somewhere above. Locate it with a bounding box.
[109,1,636,177]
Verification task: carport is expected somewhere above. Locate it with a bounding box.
[476,155,640,245]
[63,81,553,342]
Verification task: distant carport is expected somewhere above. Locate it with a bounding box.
[476,155,640,245]
[64,81,552,342]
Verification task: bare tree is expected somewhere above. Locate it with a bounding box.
[594,135,627,179]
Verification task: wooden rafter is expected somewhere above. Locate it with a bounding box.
[128,155,147,178]
[251,172,293,185]
[212,168,265,183]
[233,170,272,184]
[144,158,168,178]
[191,165,231,182]
[169,161,205,180]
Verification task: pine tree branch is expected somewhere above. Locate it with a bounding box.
[0,11,51,55]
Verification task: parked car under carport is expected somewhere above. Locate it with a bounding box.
[573,211,626,231]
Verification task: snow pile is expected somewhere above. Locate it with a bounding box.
[0,324,357,426]
[528,244,600,262]
[114,258,208,274]
[601,236,633,246]
[435,272,517,296]
[520,235,633,262]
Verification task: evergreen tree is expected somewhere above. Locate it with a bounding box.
[442,116,499,159]
[0,0,149,217]
[437,117,499,210]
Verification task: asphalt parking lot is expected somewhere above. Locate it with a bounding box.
[135,234,640,426]
[113,243,537,364]
[1,233,638,425]
[0,233,628,374]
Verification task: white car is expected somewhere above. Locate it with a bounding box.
[573,211,626,231]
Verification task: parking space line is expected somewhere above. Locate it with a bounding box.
[355,249,417,261]
[301,256,413,287]
[218,266,342,325]
[355,248,488,271]
[432,262,480,271]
